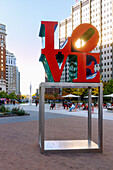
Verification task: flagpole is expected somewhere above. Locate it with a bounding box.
[30,83,32,105]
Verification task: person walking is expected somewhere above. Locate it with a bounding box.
[69,102,75,112]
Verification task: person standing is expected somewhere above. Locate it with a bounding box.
[35,99,38,106]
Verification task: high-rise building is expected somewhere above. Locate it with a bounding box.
[6,50,20,94]
[16,67,20,95]
[59,0,113,82]
[0,24,6,91]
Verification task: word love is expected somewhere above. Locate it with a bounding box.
[39,21,100,83]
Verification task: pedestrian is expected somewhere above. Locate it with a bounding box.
[35,99,38,106]
[69,102,75,112]
[13,100,15,105]
[50,102,55,110]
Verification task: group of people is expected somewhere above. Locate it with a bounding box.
[49,101,79,111]
[62,101,72,109]
[62,101,81,110]
[49,101,97,112]
[62,101,79,112]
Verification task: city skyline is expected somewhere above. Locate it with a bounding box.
[0,0,75,95]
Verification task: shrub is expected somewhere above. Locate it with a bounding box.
[5,107,10,112]
[11,107,27,116]
[0,105,27,116]
[0,105,6,112]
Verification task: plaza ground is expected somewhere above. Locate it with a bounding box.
[0,104,113,169]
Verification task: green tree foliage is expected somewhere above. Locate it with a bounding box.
[53,92,58,99]
[0,91,18,99]
[92,79,113,96]
[62,88,87,97]
[8,92,17,100]
[0,91,8,98]
[103,79,113,95]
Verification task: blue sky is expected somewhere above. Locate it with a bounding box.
[0,0,76,95]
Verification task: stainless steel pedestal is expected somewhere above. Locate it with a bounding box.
[39,82,103,154]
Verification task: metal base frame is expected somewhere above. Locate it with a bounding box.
[39,82,103,154]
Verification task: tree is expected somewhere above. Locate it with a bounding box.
[8,92,17,100]
[53,92,58,100]
[103,79,113,95]
[0,91,8,98]
[92,80,104,95]
[17,94,21,100]
[62,88,87,97]
[92,87,99,95]
[92,79,113,96]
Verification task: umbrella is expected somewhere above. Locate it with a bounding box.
[62,94,80,98]
[104,94,113,97]
[104,93,113,102]
[84,95,98,98]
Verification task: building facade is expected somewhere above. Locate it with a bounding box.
[0,24,6,91]
[6,50,20,94]
[16,67,20,95]
[45,73,59,95]
[59,0,113,82]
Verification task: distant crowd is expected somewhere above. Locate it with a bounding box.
[49,101,97,112]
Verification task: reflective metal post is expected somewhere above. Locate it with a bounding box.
[39,84,45,153]
[98,83,103,152]
[39,86,41,147]
[88,87,92,145]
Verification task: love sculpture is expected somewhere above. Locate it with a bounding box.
[39,21,100,83]
[39,21,103,154]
